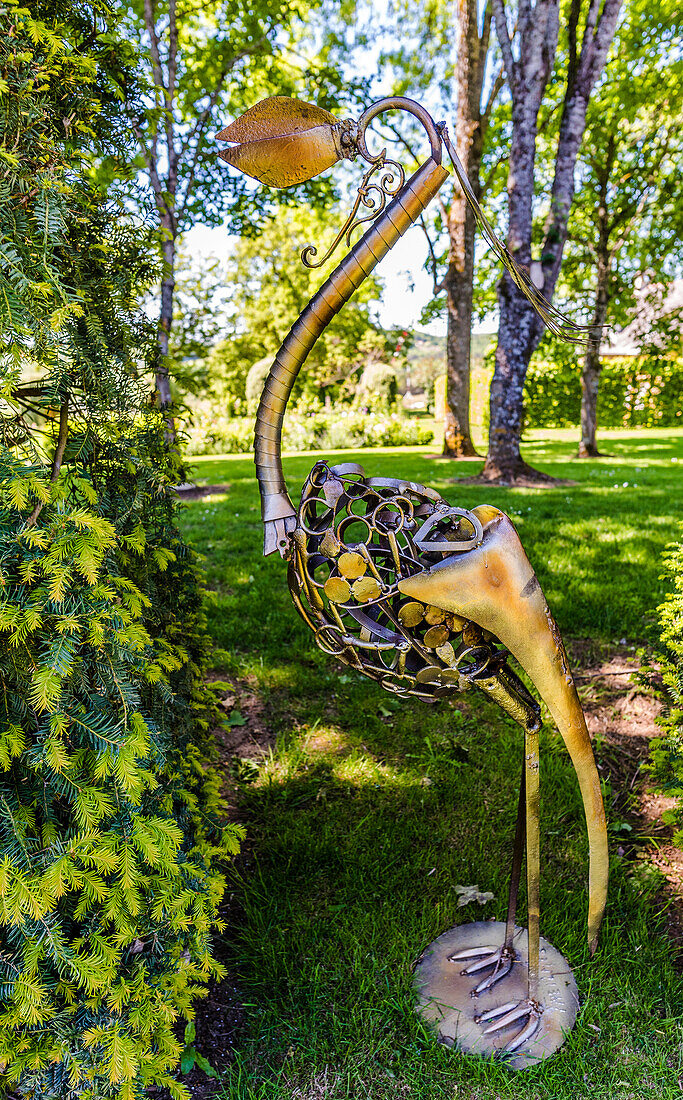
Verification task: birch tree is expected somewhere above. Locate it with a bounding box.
[439,0,506,457]
[486,0,622,481]
[121,0,306,412]
[382,0,505,457]
[563,0,683,455]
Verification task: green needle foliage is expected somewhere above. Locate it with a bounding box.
[0,3,240,1096]
[650,528,683,843]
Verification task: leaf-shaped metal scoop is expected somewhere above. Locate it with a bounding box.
[216,96,356,188]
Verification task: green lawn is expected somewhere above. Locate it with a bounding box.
[179,428,683,1099]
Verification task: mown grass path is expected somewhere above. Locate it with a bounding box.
[179,429,683,1100]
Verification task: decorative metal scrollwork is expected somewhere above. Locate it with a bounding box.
[301,155,406,269]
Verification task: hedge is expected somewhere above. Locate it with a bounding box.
[523,355,683,429]
[649,528,683,843]
[186,407,434,456]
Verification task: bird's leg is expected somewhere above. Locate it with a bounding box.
[476,722,543,1052]
[448,750,526,995]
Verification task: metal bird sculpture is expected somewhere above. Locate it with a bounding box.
[218,94,608,1067]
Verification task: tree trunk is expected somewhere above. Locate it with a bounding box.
[443,215,479,457]
[483,0,622,483]
[579,232,611,457]
[442,0,485,459]
[485,276,544,480]
[482,28,550,482]
[156,233,175,410]
[578,354,601,458]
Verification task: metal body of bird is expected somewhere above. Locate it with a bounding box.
[218,93,609,1066]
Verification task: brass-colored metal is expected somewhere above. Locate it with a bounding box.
[301,154,405,268]
[398,601,424,627]
[352,576,382,602]
[397,507,609,953]
[338,551,366,579]
[324,576,351,603]
[218,92,608,1066]
[216,96,356,188]
[424,625,450,649]
[253,155,449,556]
[525,724,541,1002]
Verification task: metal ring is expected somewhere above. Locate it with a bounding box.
[369,498,411,534]
[336,513,372,547]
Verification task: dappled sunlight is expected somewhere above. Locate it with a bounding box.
[332,750,402,787]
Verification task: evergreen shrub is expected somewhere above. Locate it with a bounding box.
[649,527,683,842]
[0,5,239,1097]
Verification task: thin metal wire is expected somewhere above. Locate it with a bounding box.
[440,126,593,345]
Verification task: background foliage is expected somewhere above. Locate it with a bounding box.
[649,531,683,844]
[522,350,683,430]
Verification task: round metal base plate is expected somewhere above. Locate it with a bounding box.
[414,921,579,1071]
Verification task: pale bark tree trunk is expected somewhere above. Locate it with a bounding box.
[132,0,267,431]
[442,0,484,458]
[484,0,622,482]
[156,234,176,409]
[442,0,502,458]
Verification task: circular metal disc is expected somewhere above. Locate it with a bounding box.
[353,577,381,602]
[324,576,351,603]
[338,551,367,579]
[415,665,442,683]
[414,921,579,1071]
[424,625,450,649]
[399,601,424,627]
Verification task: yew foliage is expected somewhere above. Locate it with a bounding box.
[0,4,239,1096]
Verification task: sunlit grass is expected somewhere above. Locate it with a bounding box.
[178,429,683,1099]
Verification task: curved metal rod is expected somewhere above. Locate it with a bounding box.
[254,97,448,557]
[356,96,443,164]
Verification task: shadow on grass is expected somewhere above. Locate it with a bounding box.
[183,434,683,648]
[214,684,683,1100]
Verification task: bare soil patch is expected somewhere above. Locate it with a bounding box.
[174,483,231,501]
[567,640,683,957]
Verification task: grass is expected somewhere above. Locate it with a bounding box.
[179,428,683,1099]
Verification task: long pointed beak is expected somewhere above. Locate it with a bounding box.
[398,505,608,953]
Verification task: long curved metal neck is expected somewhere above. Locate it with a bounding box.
[254,98,449,557]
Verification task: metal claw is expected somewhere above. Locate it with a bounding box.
[449,944,514,992]
[477,998,543,1053]
[505,1012,542,1052]
[449,945,496,959]
[476,1000,518,1023]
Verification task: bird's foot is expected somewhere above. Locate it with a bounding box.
[475,998,543,1053]
[448,943,514,995]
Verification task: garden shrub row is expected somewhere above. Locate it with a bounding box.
[0,6,237,1097]
[186,407,434,456]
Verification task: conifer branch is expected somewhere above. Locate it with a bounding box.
[26,396,69,528]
